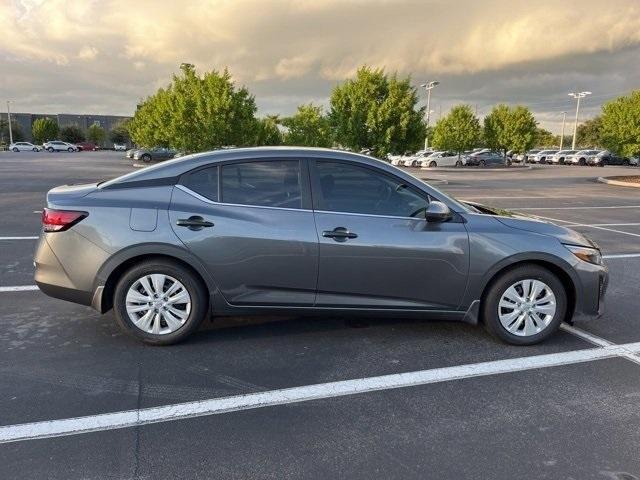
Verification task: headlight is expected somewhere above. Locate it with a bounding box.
[564,244,603,265]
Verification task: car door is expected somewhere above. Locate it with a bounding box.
[310,159,469,310]
[169,158,319,306]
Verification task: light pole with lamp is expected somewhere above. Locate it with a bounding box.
[421,81,439,150]
[6,101,13,146]
[559,111,567,150]
[568,92,591,150]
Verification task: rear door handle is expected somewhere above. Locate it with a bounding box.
[176,216,214,231]
[322,227,358,242]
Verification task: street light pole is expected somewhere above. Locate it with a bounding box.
[559,111,567,150]
[568,91,591,150]
[420,81,439,150]
[6,101,13,145]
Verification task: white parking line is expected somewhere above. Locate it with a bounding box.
[0,286,39,292]
[523,213,640,239]
[2,342,640,444]
[561,324,640,366]
[0,236,38,240]
[602,253,640,259]
[463,196,575,200]
[514,205,640,210]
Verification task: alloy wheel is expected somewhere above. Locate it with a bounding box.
[125,274,191,335]
[497,279,556,337]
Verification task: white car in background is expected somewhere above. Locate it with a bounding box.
[527,150,558,164]
[420,151,465,168]
[548,150,577,164]
[566,149,600,166]
[9,142,41,152]
[402,150,433,167]
[43,140,78,152]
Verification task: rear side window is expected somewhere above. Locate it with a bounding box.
[221,160,301,209]
[182,166,218,201]
[314,161,428,217]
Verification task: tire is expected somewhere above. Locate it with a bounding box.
[68,147,74,152]
[579,158,586,166]
[33,148,38,152]
[482,265,567,345]
[455,160,462,167]
[623,159,630,166]
[12,147,19,152]
[113,259,209,345]
[142,154,152,162]
[47,147,54,152]
[479,160,486,167]
[428,161,437,168]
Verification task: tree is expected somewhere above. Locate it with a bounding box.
[431,105,481,157]
[109,119,131,144]
[534,127,559,148]
[576,116,603,149]
[282,104,332,147]
[87,124,106,145]
[60,125,85,143]
[600,91,640,156]
[254,116,282,146]
[129,64,259,152]
[483,104,537,155]
[0,120,25,143]
[329,66,425,156]
[32,117,59,144]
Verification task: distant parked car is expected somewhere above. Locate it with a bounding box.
[43,141,78,152]
[514,149,540,163]
[9,142,41,152]
[527,150,558,164]
[113,144,127,151]
[586,150,631,167]
[630,156,639,166]
[75,142,98,152]
[420,151,465,168]
[133,147,177,163]
[566,150,600,166]
[465,151,508,167]
[548,150,577,165]
[403,150,433,167]
[125,148,139,159]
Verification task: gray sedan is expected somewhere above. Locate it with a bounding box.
[35,147,607,346]
[133,147,177,163]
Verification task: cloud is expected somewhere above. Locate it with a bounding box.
[1,0,640,131]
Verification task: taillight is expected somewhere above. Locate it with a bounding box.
[41,208,88,232]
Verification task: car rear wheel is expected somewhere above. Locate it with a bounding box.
[67,147,74,152]
[12,147,19,152]
[455,160,462,167]
[579,158,586,166]
[479,160,486,167]
[482,265,566,345]
[113,259,208,345]
[142,154,151,162]
[47,147,54,152]
[428,161,437,168]
[33,148,38,152]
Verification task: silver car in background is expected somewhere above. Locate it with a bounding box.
[9,142,41,152]
[548,150,577,164]
[35,147,607,347]
[528,150,558,164]
[566,150,600,166]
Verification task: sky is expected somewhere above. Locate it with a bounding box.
[2,0,640,133]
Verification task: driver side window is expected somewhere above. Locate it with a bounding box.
[314,161,429,217]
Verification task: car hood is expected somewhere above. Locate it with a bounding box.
[463,201,597,248]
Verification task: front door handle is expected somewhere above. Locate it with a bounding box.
[176,216,214,231]
[322,227,358,242]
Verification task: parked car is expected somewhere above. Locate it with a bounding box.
[113,144,127,151]
[75,142,98,152]
[465,150,508,167]
[548,150,577,164]
[515,149,540,163]
[403,150,433,167]
[586,150,631,166]
[125,148,139,159]
[43,141,78,152]
[420,151,465,168]
[9,142,41,152]
[566,150,600,166]
[630,156,639,166]
[527,150,558,164]
[35,147,607,346]
[133,147,177,163]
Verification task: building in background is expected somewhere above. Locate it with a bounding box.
[0,112,132,148]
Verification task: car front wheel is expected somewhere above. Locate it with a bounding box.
[428,161,437,168]
[47,147,54,152]
[12,147,19,152]
[482,265,566,345]
[479,160,486,167]
[455,160,462,167]
[113,259,208,345]
[142,154,151,162]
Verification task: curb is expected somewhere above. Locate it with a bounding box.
[597,176,640,188]
[418,165,532,173]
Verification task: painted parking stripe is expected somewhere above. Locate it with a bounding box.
[523,212,640,239]
[0,286,39,292]
[561,324,640,365]
[2,343,640,444]
[602,253,640,259]
[0,236,38,240]
[514,205,640,210]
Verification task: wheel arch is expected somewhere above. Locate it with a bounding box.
[477,256,577,325]
[94,244,217,313]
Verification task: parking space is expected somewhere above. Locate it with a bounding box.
[1,153,640,478]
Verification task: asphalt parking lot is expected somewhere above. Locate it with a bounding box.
[1,151,640,479]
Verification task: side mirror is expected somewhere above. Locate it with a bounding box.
[425,201,452,223]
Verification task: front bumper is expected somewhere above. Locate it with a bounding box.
[572,259,608,319]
